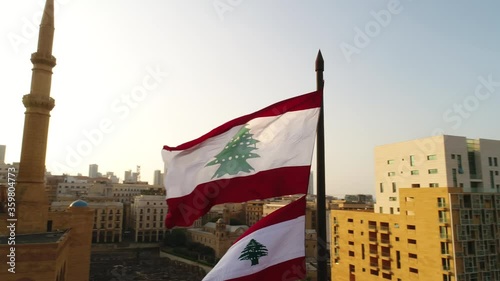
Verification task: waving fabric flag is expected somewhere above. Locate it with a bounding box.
[202,196,306,281]
[162,90,321,228]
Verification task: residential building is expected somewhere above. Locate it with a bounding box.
[51,200,123,243]
[245,200,266,226]
[375,135,500,214]
[130,195,168,242]
[153,169,164,186]
[89,164,99,178]
[331,187,500,281]
[0,145,5,164]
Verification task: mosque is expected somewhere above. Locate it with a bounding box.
[0,1,94,280]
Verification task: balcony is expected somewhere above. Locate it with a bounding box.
[380,239,390,245]
[368,224,377,231]
[438,202,447,209]
[439,218,449,225]
[370,262,378,268]
[381,251,391,260]
[369,237,378,244]
[443,264,451,271]
[379,225,390,233]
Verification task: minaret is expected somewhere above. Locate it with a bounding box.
[16,0,56,234]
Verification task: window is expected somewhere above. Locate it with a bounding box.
[489,157,493,166]
[409,253,417,259]
[410,170,419,175]
[388,172,396,177]
[451,154,455,159]
[409,268,418,274]
[427,155,437,160]
[410,155,416,166]
[408,239,417,244]
[490,171,495,189]
[392,182,396,192]
[407,225,416,230]
[387,160,395,164]
[380,183,384,193]
[348,218,354,222]
[495,157,498,167]
[428,169,438,174]
[389,197,397,201]
[348,241,354,245]
[349,251,355,257]
[379,207,383,213]
[348,230,354,234]
[430,183,439,187]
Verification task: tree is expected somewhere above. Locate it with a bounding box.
[206,125,259,178]
[238,239,268,266]
[163,229,187,247]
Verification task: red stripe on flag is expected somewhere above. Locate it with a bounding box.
[225,257,306,281]
[234,195,305,244]
[163,90,322,151]
[165,166,310,228]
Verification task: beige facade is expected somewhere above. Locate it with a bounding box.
[130,195,168,242]
[112,183,152,204]
[375,135,500,214]
[188,219,248,258]
[245,200,266,226]
[51,201,123,243]
[331,187,500,281]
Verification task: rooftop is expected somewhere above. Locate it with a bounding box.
[0,230,67,244]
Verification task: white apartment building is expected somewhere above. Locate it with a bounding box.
[130,195,168,242]
[375,135,500,214]
[112,183,151,204]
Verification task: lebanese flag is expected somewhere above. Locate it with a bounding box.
[162,90,321,228]
[202,196,306,281]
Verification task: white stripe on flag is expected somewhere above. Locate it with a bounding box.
[163,108,319,199]
[203,215,305,280]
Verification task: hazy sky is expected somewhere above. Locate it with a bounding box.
[1,0,499,196]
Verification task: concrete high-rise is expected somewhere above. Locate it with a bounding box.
[330,135,500,281]
[153,169,163,186]
[89,164,98,178]
[375,135,500,214]
[0,145,5,164]
[0,2,93,280]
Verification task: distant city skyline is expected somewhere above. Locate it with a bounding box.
[2,1,499,195]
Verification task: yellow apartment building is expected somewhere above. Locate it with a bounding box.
[331,187,500,281]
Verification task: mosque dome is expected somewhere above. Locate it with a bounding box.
[69,199,88,208]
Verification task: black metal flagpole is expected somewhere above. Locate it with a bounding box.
[315,50,328,281]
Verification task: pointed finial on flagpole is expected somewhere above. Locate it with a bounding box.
[315,50,324,90]
[315,50,324,72]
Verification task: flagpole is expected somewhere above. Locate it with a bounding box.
[315,50,328,281]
